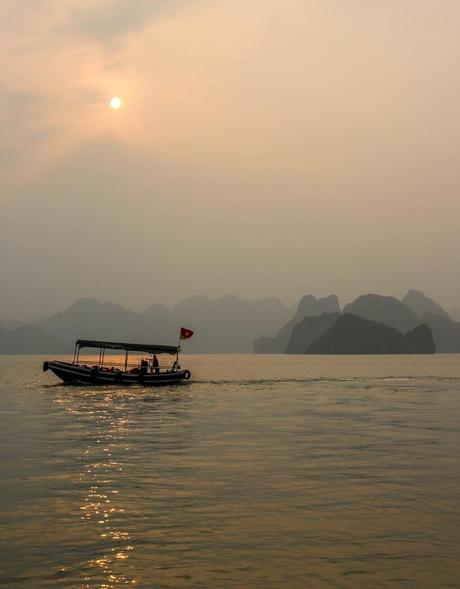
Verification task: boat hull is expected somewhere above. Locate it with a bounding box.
[43,361,190,386]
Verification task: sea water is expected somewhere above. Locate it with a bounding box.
[0,354,459,589]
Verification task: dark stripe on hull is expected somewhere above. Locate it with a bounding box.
[47,362,188,386]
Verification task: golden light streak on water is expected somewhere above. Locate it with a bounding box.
[1,355,460,588]
[73,391,137,588]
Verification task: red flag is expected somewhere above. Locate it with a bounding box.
[180,327,194,340]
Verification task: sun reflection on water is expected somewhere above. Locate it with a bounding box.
[3,356,458,588]
[61,389,138,588]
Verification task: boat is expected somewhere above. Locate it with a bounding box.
[43,338,191,386]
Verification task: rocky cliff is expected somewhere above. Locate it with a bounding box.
[305,314,435,354]
[286,313,341,354]
[418,312,460,353]
[343,294,418,333]
[402,289,450,319]
[254,294,340,353]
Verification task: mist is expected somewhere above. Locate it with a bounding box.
[1,0,459,320]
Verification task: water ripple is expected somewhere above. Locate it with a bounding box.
[0,354,459,588]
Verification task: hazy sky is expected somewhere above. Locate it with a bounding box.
[1,0,459,320]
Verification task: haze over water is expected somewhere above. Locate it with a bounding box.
[2,1,460,320]
[1,354,459,588]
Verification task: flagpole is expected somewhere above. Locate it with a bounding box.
[176,330,181,370]
[176,328,193,371]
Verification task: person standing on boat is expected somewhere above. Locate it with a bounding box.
[152,354,159,374]
[140,358,148,376]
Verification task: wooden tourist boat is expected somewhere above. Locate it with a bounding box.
[43,337,192,386]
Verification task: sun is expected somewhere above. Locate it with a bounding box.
[110,96,123,109]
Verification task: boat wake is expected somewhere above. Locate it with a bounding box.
[192,375,460,386]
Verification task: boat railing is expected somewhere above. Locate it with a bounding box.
[70,359,178,373]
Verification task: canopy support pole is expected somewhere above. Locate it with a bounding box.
[124,350,129,372]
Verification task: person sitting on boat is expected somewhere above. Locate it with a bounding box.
[151,354,159,374]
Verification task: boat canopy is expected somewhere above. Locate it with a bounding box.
[76,339,179,355]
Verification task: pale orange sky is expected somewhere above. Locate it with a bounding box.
[1,0,459,319]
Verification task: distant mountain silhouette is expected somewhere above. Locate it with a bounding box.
[27,295,290,354]
[1,290,456,355]
[0,320,24,330]
[286,313,341,354]
[305,314,435,354]
[418,312,460,353]
[35,297,165,344]
[0,325,69,354]
[254,295,340,353]
[174,295,290,353]
[343,294,417,333]
[402,289,450,319]
[450,309,460,321]
[405,324,436,354]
